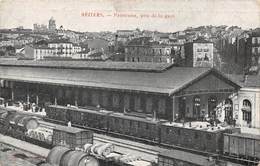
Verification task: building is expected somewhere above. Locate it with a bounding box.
[184,38,214,67]
[24,45,55,60]
[48,17,56,32]
[33,24,48,32]
[0,61,240,123]
[48,39,82,58]
[227,74,260,129]
[85,38,109,52]
[247,31,260,73]
[125,37,175,63]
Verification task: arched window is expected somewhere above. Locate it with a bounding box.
[242,99,252,122]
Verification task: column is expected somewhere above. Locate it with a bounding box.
[11,88,14,101]
[26,84,30,104]
[172,96,176,122]
[10,81,14,101]
[54,97,57,105]
[74,88,79,106]
[36,84,39,105]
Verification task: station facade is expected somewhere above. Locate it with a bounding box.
[0,61,258,128]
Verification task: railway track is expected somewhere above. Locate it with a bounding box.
[94,133,159,162]
[45,118,260,165]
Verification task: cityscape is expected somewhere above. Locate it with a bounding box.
[0,1,260,166]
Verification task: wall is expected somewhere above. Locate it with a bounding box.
[237,88,260,128]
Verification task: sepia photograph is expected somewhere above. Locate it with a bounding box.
[0,0,260,165]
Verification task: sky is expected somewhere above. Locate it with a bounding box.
[0,0,260,32]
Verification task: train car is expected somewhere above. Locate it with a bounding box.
[2,111,39,139]
[108,112,165,142]
[67,106,112,131]
[45,105,68,122]
[45,105,112,131]
[223,133,260,160]
[52,125,93,149]
[160,121,240,153]
[26,120,54,148]
[46,146,99,166]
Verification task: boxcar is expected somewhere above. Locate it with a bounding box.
[67,107,112,130]
[224,133,260,160]
[161,122,240,153]
[45,105,68,122]
[52,125,93,149]
[108,112,164,142]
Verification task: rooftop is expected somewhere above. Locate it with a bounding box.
[0,60,173,72]
[0,61,239,95]
[226,74,260,88]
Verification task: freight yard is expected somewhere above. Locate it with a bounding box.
[0,105,259,166]
[0,61,260,166]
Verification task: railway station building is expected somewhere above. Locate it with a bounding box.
[0,60,257,127]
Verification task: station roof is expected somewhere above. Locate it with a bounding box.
[0,60,173,72]
[0,60,240,95]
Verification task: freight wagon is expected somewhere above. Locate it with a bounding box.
[44,105,241,154]
[52,125,93,149]
[160,122,240,153]
[108,112,166,142]
[0,108,93,150]
[224,133,260,160]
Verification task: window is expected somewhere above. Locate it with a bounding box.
[252,37,258,44]
[197,48,202,52]
[204,54,209,61]
[193,96,201,117]
[243,111,251,121]
[159,49,162,54]
[132,57,135,62]
[197,57,203,61]
[242,99,252,122]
